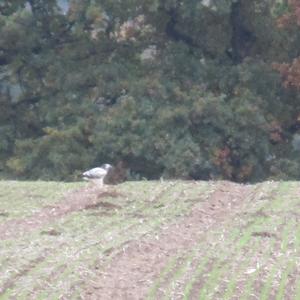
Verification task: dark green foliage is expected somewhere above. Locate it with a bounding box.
[0,0,300,181]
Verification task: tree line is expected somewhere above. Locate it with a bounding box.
[1,0,300,182]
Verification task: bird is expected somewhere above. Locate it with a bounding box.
[82,164,113,186]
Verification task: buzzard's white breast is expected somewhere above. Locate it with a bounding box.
[83,167,107,179]
[82,164,113,185]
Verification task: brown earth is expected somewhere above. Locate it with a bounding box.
[79,182,263,300]
[0,186,121,239]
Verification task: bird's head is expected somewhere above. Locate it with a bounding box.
[101,163,113,171]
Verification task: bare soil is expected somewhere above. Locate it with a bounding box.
[0,186,120,239]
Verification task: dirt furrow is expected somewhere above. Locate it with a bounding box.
[0,187,121,240]
[79,181,256,300]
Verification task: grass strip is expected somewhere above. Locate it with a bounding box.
[221,240,260,300]
[196,182,294,299]
[259,220,296,300]
[275,261,294,300]
[238,239,276,300]
[147,255,179,300]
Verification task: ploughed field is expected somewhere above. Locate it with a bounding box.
[0,180,299,299]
